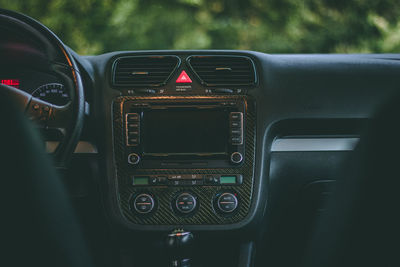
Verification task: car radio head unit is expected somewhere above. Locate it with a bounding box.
[123,97,246,168]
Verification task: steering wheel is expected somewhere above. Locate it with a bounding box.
[0,9,84,166]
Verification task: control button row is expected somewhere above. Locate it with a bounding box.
[169,174,203,180]
[126,113,140,146]
[229,112,243,145]
[170,180,204,186]
[132,174,243,186]
[130,191,239,216]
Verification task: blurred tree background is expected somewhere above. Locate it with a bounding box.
[1,0,400,55]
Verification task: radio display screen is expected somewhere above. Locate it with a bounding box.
[143,109,229,155]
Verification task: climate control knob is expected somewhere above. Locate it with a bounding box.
[132,193,155,214]
[175,193,197,214]
[216,192,238,213]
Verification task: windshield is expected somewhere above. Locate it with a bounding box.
[1,0,399,55]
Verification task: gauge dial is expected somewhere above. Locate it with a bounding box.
[32,83,70,106]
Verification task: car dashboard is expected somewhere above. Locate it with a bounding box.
[84,50,400,228]
[2,11,400,266]
[82,51,400,266]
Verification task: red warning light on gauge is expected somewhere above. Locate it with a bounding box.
[176,70,192,83]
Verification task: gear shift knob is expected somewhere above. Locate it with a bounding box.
[166,230,194,267]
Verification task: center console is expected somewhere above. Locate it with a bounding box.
[112,95,256,226]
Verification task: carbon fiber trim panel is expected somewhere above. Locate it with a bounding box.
[112,95,255,225]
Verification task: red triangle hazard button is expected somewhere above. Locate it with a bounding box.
[176,70,192,83]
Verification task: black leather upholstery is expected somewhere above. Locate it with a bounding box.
[0,93,93,266]
[306,95,400,266]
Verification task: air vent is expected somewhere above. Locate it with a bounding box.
[187,55,256,87]
[112,56,180,87]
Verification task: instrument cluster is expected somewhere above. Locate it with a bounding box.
[0,69,69,106]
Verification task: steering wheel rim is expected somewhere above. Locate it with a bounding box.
[0,8,85,167]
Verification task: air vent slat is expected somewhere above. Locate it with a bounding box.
[188,56,256,87]
[117,69,175,72]
[115,77,170,80]
[192,68,251,72]
[117,64,175,68]
[116,72,173,74]
[112,56,180,87]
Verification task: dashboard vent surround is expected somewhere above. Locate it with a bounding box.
[112,56,180,87]
[187,55,257,87]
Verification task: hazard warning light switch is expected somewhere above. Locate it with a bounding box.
[176,70,192,83]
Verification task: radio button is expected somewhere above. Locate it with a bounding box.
[127,113,139,121]
[149,176,158,185]
[231,121,240,128]
[157,176,168,185]
[128,130,139,135]
[128,137,139,144]
[176,180,191,186]
[169,174,184,180]
[231,152,243,164]
[231,129,241,135]
[127,117,139,123]
[128,153,140,165]
[230,112,242,120]
[191,180,204,186]
[205,175,219,185]
[128,123,139,129]
[187,174,203,180]
[175,193,197,214]
[180,174,192,180]
[170,180,182,186]
[231,136,242,144]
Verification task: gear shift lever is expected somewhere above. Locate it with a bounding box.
[165,230,194,267]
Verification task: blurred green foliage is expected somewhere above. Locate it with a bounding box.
[1,0,400,55]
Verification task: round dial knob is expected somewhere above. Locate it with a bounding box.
[175,193,197,214]
[128,153,140,165]
[217,192,238,213]
[230,152,243,164]
[132,193,155,214]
